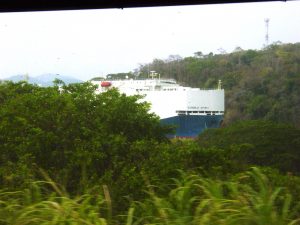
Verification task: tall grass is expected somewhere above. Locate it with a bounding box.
[133,167,300,225]
[0,167,299,225]
[0,181,109,225]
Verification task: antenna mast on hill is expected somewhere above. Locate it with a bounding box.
[24,73,29,82]
[265,18,270,47]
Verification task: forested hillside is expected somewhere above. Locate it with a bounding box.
[137,42,300,127]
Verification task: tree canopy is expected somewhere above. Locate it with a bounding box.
[0,81,172,191]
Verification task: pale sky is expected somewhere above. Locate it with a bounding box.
[0,1,300,81]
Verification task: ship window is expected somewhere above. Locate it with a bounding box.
[176,110,187,114]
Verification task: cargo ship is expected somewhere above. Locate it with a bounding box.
[91,72,224,137]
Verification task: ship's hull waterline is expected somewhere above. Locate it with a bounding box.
[161,114,223,138]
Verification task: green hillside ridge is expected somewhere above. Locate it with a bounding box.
[136,42,300,127]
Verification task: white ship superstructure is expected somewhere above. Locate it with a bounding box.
[92,76,225,137]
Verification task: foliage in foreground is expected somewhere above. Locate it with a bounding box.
[1,81,300,223]
[197,120,300,174]
[0,81,172,192]
[0,168,300,225]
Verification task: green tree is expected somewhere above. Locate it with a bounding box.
[0,81,171,192]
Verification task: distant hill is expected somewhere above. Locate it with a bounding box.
[4,73,83,87]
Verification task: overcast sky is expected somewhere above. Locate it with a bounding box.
[0,1,300,81]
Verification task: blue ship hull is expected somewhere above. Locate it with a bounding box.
[160,115,223,138]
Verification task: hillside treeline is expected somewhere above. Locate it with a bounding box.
[137,42,300,127]
[1,81,300,224]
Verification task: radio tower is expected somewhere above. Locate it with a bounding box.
[265,18,270,47]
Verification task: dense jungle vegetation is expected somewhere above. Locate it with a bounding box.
[1,42,300,224]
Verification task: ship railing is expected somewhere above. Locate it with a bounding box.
[189,88,224,91]
[176,110,224,115]
[104,77,177,82]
